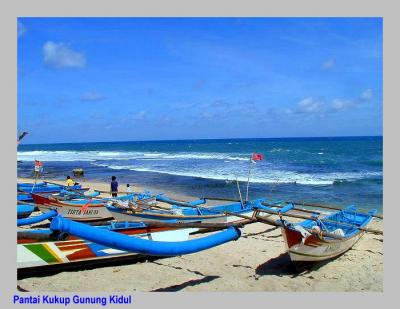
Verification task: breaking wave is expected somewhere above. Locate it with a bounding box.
[17,150,248,162]
[91,162,382,186]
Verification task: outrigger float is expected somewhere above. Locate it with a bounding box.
[17,213,241,274]
[251,201,383,263]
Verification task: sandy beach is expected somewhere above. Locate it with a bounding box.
[17,177,384,292]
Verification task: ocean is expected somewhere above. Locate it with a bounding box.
[17,136,383,212]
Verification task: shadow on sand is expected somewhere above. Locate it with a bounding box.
[151,275,220,292]
[255,253,332,278]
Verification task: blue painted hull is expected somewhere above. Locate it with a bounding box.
[18,182,82,193]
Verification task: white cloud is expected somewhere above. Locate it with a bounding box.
[321,58,335,70]
[360,89,373,100]
[331,99,355,111]
[286,89,376,117]
[43,41,86,68]
[132,110,147,120]
[289,97,355,115]
[297,97,325,113]
[80,92,105,102]
[17,21,27,38]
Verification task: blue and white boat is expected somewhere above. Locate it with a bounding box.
[17,182,84,193]
[279,205,378,263]
[107,198,266,224]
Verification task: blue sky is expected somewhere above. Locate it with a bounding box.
[17,17,382,144]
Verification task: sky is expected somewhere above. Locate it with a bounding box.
[17,17,383,144]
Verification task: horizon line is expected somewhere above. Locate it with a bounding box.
[18,135,383,146]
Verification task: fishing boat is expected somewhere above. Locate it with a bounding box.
[31,192,154,222]
[17,182,85,193]
[278,205,377,263]
[107,198,266,223]
[17,216,240,272]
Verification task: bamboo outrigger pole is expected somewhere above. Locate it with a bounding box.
[236,177,244,206]
[255,208,383,235]
[245,155,253,202]
[286,201,383,220]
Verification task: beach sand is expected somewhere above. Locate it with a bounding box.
[17,177,384,292]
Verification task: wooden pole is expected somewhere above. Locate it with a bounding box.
[245,156,252,202]
[141,219,254,229]
[255,208,383,235]
[286,200,383,220]
[236,178,244,206]
[261,202,321,215]
[145,198,258,222]
[202,197,241,202]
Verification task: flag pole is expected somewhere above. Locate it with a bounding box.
[236,177,244,207]
[245,155,253,202]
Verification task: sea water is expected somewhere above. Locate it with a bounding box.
[17,136,383,212]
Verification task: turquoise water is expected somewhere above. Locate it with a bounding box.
[17,136,383,211]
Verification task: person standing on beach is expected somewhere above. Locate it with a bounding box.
[126,183,132,194]
[111,176,118,197]
[66,176,74,186]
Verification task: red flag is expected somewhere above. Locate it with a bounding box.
[251,153,264,161]
[80,199,92,213]
[34,160,43,173]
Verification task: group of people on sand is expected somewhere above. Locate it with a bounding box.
[65,175,132,197]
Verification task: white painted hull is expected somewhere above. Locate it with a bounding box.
[282,227,365,262]
[108,208,253,224]
[38,204,114,222]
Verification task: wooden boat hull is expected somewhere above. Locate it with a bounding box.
[107,201,260,224]
[282,227,364,262]
[18,225,197,269]
[280,206,375,263]
[37,203,114,222]
[31,192,147,222]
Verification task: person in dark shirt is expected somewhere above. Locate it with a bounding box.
[110,176,118,197]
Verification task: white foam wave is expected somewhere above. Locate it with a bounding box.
[91,162,382,185]
[17,150,249,162]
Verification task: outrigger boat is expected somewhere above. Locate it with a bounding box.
[253,202,381,263]
[31,192,153,222]
[106,198,267,224]
[17,182,89,206]
[17,215,240,273]
[282,206,377,262]
[18,182,85,193]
